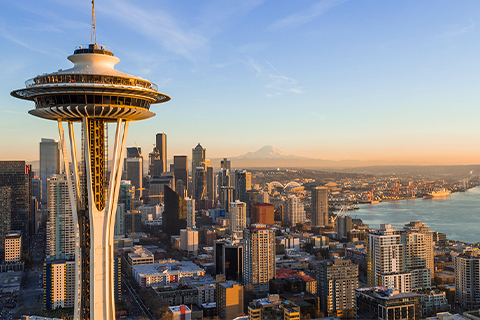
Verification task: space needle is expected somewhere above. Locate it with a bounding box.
[11,2,170,319]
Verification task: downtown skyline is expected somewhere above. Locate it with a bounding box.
[2,0,480,165]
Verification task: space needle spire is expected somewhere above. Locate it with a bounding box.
[91,0,97,44]
[11,3,170,319]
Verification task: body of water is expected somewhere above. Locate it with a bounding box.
[353,186,480,244]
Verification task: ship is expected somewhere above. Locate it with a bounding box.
[423,188,451,199]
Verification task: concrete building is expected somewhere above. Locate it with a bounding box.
[124,246,154,274]
[248,294,300,320]
[44,260,75,310]
[46,174,75,260]
[455,251,480,310]
[186,197,195,228]
[4,231,21,262]
[336,215,352,240]
[114,203,125,236]
[180,228,199,254]
[251,203,275,226]
[215,275,244,320]
[133,260,205,287]
[40,138,62,204]
[284,195,305,227]
[229,200,246,233]
[317,258,358,318]
[168,305,192,320]
[244,225,275,292]
[311,186,328,227]
[403,221,434,279]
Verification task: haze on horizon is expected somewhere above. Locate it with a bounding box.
[1,1,480,166]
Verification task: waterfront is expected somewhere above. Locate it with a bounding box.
[354,186,480,244]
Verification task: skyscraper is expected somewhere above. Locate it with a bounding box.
[220,158,231,171]
[243,224,275,292]
[234,170,251,202]
[125,147,143,199]
[336,215,353,240]
[0,186,12,253]
[149,133,166,176]
[312,186,328,227]
[40,138,62,204]
[284,194,305,227]
[229,200,246,233]
[174,155,188,196]
[0,161,30,254]
[163,186,187,236]
[192,143,206,197]
[186,197,195,228]
[317,259,358,318]
[11,4,170,316]
[46,174,75,260]
[214,239,243,283]
[194,166,206,200]
[206,166,215,201]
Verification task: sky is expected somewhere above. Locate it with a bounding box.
[1,0,480,165]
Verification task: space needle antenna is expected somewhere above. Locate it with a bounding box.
[91,0,97,44]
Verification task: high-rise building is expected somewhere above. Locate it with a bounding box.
[4,231,21,262]
[214,239,243,283]
[0,186,11,253]
[46,174,75,260]
[244,224,275,292]
[0,161,30,254]
[118,180,134,211]
[174,155,188,196]
[229,200,246,233]
[163,186,187,236]
[194,167,206,200]
[125,147,143,199]
[114,203,125,236]
[220,158,231,171]
[336,215,353,240]
[219,186,234,212]
[148,133,166,176]
[311,186,328,227]
[317,258,358,318]
[403,221,434,279]
[455,251,480,310]
[401,231,431,290]
[234,170,251,202]
[185,197,195,228]
[40,138,62,204]
[284,195,305,227]
[11,6,171,316]
[44,260,75,310]
[206,166,215,201]
[251,203,275,226]
[192,143,206,197]
[180,228,198,254]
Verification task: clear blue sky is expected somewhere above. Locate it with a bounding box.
[1,0,480,165]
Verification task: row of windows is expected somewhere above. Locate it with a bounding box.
[27,74,157,91]
[34,94,151,109]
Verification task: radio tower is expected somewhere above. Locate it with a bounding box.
[11,2,170,319]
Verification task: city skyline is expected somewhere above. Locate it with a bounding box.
[2,1,480,165]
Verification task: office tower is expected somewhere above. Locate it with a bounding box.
[312,186,328,227]
[317,259,358,318]
[185,197,195,228]
[148,172,174,205]
[46,174,75,260]
[194,167,206,200]
[174,155,188,196]
[234,170,251,202]
[40,138,62,204]
[221,158,231,171]
[206,166,214,201]
[125,147,143,199]
[220,186,234,212]
[455,251,480,310]
[244,225,275,292]
[229,200,246,233]
[367,224,411,292]
[11,5,171,316]
[251,203,274,225]
[114,203,125,236]
[214,240,243,283]
[215,275,244,320]
[0,161,30,254]
[180,228,199,254]
[0,187,11,253]
[284,194,305,227]
[124,212,142,234]
[403,221,434,278]
[163,186,187,236]
[32,177,42,203]
[192,143,206,197]
[336,215,353,240]
[5,231,21,262]
[148,133,166,176]
[118,180,134,211]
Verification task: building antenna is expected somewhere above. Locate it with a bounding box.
[91,0,97,44]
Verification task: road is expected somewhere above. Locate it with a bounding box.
[122,274,154,320]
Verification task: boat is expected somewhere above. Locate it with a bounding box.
[423,189,451,199]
